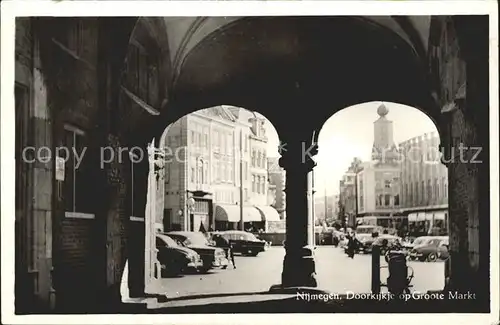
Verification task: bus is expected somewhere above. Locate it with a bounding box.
[357,216,407,235]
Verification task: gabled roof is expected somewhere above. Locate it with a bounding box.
[199,106,237,122]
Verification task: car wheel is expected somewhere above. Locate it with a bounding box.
[199,266,211,273]
[427,252,438,262]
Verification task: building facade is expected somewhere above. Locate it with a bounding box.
[313,195,337,223]
[162,107,280,232]
[338,158,362,228]
[267,157,286,220]
[398,131,449,235]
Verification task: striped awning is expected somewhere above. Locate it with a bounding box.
[214,204,262,222]
[408,213,418,222]
[255,206,280,221]
[433,211,447,221]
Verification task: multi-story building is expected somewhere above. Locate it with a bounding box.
[338,105,404,230]
[398,131,448,235]
[267,157,286,220]
[162,106,279,232]
[228,108,280,231]
[314,195,337,223]
[338,158,362,228]
[356,161,402,224]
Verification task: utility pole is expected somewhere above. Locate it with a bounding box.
[239,128,244,231]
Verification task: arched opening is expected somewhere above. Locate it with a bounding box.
[141,105,283,298]
[315,101,448,293]
[12,14,491,313]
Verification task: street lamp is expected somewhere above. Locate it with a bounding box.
[186,194,196,231]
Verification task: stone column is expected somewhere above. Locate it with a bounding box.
[278,139,318,288]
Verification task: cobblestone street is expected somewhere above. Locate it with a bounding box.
[157,246,445,299]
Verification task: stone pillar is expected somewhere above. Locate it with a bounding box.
[278,139,318,288]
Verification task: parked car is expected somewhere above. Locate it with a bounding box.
[409,236,449,262]
[356,233,377,253]
[217,230,267,256]
[166,231,228,272]
[370,234,402,255]
[155,234,203,276]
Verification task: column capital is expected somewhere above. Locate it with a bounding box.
[278,140,318,173]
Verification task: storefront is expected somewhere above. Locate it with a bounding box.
[214,204,262,231]
[255,206,281,232]
[408,210,448,236]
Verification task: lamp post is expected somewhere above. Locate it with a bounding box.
[186,193,195,231]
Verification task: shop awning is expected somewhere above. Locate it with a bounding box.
[214,204,262,222]
[433,211,447,221]
[408,213,418,222]
[424,213,434,221]
[416,212,425,222]
[255,206,281,222]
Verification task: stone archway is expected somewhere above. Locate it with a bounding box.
[20,14,490,312]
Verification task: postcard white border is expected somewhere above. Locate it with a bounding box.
[1,1,498,325]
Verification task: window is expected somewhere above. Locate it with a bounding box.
[221,162,226,182]
[63,125,91,213]
[251,150,256,167]
[204,162,209,184]
[420,181,425,203]
[225,162,230,182]
[261,176,265,194]
[384,194,391,206]
[127,41,161,106]
[244,162,248,180]
[435,178,440,199]
[377,195,383,207]
[384,180,391,189]
[219,133,224,154]
[444,181,448,198]
[427,180,432,203]
[191,167,195,183]
[226,135,231,156]
[191,131,196,145]
[394,194,400,206]
[203,133,208,149]
[198,160,203,184]
[408,183,413,205]
[252,175,256,192]
[163,209,172,232]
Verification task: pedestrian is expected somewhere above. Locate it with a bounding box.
[212,234,236,269]
[346,233,359,259]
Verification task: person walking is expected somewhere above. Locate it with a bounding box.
[346,233,360,259]
[212,234,236,269]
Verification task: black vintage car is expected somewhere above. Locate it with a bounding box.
[371,234,402,255]
[156,234,203,276]
[166,231,228,273]
[409,236,449,262]
[218,230,266,256]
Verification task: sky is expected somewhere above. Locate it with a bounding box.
[263,101,438,196]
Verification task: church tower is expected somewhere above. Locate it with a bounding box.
[371,103,399,163]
